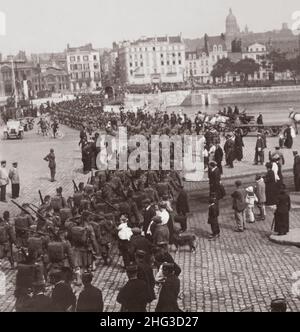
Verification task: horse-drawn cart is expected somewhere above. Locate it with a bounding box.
[234,124,282,137]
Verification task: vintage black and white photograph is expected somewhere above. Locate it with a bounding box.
[0,0,300,315]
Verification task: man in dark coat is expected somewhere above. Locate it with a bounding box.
[26,283,52,312]
[214,144,224,174]
[254,133,265,165]
[50,270,76,312]
[76,272,103,312]
[257,113,263,125]
[43,149,56,182]
[293,151,300,191]
[231,180,246,232]
[208,161,221,199]
[176,185,190,217]
[129,228,153,262]
[135,250,156,303]
[117,264,151,312]
[224,135,235,168]
[155,263,182,312]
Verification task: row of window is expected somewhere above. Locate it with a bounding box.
[70,63,99,71]
[71,71,101,79]
[129,52,182,60]
[129,59,182,68]
[69,55,98,62]
[34,84,69,91]
[129,45,184,53]
[129,68,178,76]
[186,68,210,75]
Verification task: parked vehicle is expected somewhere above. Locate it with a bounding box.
[3,120,24,139]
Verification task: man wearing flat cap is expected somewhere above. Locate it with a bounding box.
[9,162,20,199]
[117,263,151,312]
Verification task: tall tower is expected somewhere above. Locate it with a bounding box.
[225,8,240,51]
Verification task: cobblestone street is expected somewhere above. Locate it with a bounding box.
[0,124,300,312]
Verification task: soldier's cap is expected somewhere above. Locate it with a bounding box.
[157,241,168,247]
[293,151,298,156]
[1,160,6,164]
[132,227,142,235]
[126,264,138,273]
[142,198,151,205]
[135,249,146,258]
[272,154,280,161]
[12,162,18,165]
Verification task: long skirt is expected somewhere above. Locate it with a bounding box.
[274,211,289,235]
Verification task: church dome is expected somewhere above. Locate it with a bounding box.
[226,8,240,35]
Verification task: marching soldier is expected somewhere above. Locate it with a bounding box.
[0,211,17,269]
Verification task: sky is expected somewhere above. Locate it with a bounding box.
[0,0,299,55]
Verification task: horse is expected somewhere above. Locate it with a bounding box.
[289,111,300,134]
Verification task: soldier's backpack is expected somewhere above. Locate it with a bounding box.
[28,237,43,256]
[89,222,101,242]
[73,193,83,207]
[85,184,94,195]
[51,196,63,212]
[60,208,72,223]
[71,226,88,246]
[0,225,8,244]
[156,182,168,197]
[48,241,65,263]
[15,216,30,238]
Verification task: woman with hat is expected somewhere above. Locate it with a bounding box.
[264,162,278,207]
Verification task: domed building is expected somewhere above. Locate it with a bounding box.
[225,8,241,51]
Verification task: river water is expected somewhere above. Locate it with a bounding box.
[167,101,300,124]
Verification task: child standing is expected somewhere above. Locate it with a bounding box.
[245,186,258,223]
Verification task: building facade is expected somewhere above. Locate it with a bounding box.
[66,43,101,92]
[185,35,228,84]
[118,35,186,85]
[31,67,70,97]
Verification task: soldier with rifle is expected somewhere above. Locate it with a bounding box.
[13,202,35,248]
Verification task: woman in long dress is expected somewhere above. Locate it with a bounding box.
[274,187,290,236]
[284,126,293,149]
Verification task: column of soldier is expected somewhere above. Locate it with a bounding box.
[0,166,192,312]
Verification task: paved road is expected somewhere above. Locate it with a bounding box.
[0,124,300,312]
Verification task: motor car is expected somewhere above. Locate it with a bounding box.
[3,119,24,139]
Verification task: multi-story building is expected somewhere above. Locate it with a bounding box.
[118,35,186,85]
[0,60,39,98]
[31,52,67,70]
[66,43,101,92]
[185,35,228,84]
[31,67,70,97]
